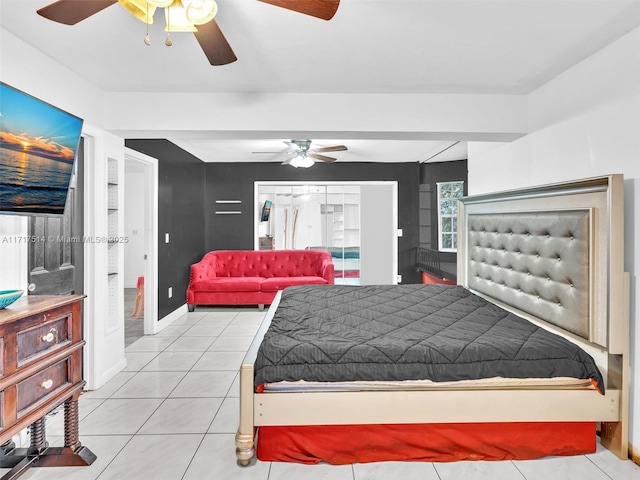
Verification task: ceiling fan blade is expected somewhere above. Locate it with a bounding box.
[312,145,347,153]
[258,0,340,21]
[309,152,337,163]
[37,0,117,25]
[193,19,238,66]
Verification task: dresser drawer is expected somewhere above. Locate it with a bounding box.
[17,314,71,367]
[16,358,71,418]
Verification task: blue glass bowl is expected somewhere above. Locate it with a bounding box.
[0,290,24,309]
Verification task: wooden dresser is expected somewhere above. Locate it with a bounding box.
[0,295,95,478]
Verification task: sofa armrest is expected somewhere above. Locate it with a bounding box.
[190,256,217,282]
[319,257,335,284]
[187,254,218,305]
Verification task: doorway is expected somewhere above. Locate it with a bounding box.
[123,148,158,341]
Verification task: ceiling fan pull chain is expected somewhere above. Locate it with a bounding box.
[165,5,173,46]
[144,2,151,45]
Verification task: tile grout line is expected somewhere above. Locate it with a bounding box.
[178,433,210,480]
[510,459,531,480]
[585,454,616,480]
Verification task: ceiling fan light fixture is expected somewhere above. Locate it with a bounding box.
[147,0,174,7]
[164,0,197,32]
[118,0,156,23]
[290,154,314,168]
[183,0,218,25]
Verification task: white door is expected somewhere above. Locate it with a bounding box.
[359,183,398,285]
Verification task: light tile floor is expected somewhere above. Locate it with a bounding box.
[4,307,640,480]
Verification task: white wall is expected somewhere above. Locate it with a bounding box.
[1,29,107,129]
[0,216,28,291]
[467,27,640,446]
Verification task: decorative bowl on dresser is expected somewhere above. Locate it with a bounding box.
[0,294,95,479]
[0,291,23,310]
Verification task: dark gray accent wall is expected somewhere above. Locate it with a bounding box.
[125,140,207,319]
[419,160,468,264]
[205,162,421,284]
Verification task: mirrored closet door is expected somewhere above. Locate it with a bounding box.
[255,181,398,286]
[256,183,361,285]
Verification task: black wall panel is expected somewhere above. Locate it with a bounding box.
[126,140,207,319]
[205,162,421,283]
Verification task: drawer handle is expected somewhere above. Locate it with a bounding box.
[41,379,54,390]
[41,328,58,343]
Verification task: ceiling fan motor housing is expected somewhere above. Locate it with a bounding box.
[291,140,312,151]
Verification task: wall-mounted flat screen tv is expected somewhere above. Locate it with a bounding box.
[0,82,84,215]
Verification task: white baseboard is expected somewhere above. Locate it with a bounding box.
[152,304,188,334]
[100,357,127,389]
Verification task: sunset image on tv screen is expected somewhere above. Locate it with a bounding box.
[0,83,83,215]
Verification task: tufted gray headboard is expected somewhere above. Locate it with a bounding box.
[458,175,626,352]
[467,211,591,339]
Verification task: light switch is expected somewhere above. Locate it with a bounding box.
[165,233,170,243]
[168,287,173,298]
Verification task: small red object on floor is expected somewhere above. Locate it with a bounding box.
[132,276,144,319]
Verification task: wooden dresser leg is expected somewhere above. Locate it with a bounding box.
[64,397,81,451]
[29,418,47,454]
[36,394,97,467]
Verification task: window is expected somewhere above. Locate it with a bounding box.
[437,181,464,252]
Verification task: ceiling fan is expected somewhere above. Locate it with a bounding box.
[281,139,348,168]
[36,0,341,66]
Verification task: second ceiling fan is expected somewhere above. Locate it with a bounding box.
[281,140,348,168]
[36,0,341,66]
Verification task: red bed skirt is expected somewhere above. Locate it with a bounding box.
[256,422,596,464]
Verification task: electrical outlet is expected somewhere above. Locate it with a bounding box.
[168,287,173,298]
[396,274,402,283]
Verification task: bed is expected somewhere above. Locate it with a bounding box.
[236,174,629,465]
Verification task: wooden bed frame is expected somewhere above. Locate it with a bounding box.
[235,174,629,465]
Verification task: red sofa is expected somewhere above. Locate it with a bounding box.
[186,250,334,311]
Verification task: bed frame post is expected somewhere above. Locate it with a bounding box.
[600,271,630,459]
[235,362,256,466]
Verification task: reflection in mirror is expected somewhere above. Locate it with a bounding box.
[256,183,361,285]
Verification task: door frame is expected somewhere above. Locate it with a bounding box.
[124,148,159,335]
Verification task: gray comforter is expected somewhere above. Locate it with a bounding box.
[254,284,604,393]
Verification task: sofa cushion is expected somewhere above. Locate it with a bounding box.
[260,276,329,292]
[191,277,262,293]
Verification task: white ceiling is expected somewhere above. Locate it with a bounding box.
[3,0,640,164]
